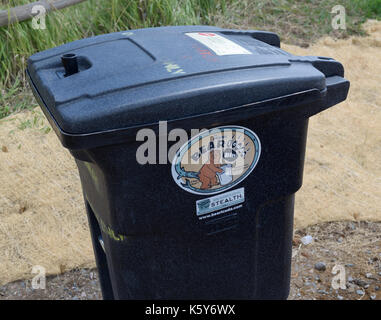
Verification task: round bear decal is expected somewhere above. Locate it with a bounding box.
[171,126,261,195]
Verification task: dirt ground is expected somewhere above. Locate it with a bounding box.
[0,220,379,300]
[289,221,381,300]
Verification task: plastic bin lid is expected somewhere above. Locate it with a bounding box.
[27,25,345,135]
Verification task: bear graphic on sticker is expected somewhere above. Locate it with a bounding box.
[172,126,260,194]
[198,150,233,189]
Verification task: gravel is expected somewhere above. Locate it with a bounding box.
[301,235,313,245]
[314,262,327,272]
[0,221,380,300]
[352,279,368,288]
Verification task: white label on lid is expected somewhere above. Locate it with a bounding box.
[185,32,252,56]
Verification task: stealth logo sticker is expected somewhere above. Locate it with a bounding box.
[196,188,245,216]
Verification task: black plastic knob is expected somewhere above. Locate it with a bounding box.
[61,53,79,77]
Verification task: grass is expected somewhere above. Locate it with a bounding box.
[0,79,35,118]
[0,0,380,119]
[15,109,51,133]
[355,0,381,19]
[213,0,381,46]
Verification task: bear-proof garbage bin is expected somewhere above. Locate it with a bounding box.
[27,26,349,300]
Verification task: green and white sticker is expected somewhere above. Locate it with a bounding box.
[196,187,245,217]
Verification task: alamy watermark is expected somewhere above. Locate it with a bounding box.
[331,5,346,30]
[331,264,346,290]
[136,121,248,171]
[31,265,46,290]
[31,5,46,30]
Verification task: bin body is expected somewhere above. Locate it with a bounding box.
[27,26,349,299]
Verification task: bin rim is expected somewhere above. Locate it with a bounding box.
[28,69,349,151]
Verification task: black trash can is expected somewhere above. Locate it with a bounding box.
[27,26,349,300]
